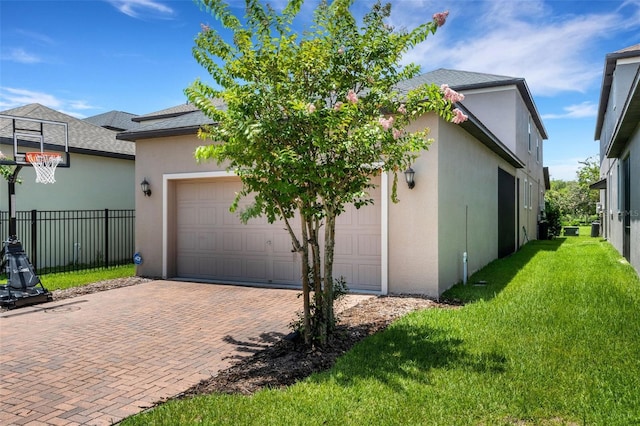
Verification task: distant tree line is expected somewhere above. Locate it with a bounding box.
[545,156,600,235]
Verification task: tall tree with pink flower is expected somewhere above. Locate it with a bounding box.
[187,0,466,346]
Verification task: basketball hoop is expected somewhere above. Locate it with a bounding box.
[25,152,63,184]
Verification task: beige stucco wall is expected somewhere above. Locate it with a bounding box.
[387,114,440,297]
[461,87,517,152]
[436,120,517,293]
[134,134,225,278]
[0,153,134,211]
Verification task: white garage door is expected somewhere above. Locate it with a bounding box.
[175,176,381,292]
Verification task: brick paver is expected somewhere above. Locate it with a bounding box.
[0,281,361,425]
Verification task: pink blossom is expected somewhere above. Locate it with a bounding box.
[452,108,468,124]
[433,11,449,27]
[306,103,316,113]
[338,47,345,54]
[346,89,358,104]
[392,128,402,139]
[378,116,394,130]
[397,104,407,114]
[334,101,344,111]
[441,84,465,103]
[200,23,210,32]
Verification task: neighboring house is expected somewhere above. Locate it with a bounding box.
[0,104,137,269]
[84,110,141,132]
[0,103,136,211]
[593,44,640,275]
[119,68,547,297]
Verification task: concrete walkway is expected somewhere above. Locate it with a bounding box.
[0,281,371,425]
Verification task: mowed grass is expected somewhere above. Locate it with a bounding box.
[123,230,640,425]
[38,264,135,291]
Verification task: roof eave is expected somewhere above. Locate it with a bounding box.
[595,48,640,139]
[117,125,203,141]
[605,67,640,158]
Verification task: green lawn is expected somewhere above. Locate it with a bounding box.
[122,231,640,425]
[39,265,135,291]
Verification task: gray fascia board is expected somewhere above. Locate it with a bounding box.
[606,66,640,158]
[117,125,203,141]
[595,49,640,139]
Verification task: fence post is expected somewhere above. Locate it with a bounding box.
[104,209,109,269]
[31,209,37,272]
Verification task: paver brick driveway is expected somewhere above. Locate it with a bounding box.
[0,280,307,425]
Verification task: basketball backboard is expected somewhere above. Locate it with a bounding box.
[0,114,69,167]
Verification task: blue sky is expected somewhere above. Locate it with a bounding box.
[1,0,639,181]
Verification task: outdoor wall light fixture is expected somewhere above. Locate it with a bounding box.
[404,167,415,189]
[141,178,152,197]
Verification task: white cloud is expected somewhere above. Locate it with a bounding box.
[546,155,598,181]
[2,48,42,64]
[396,0,640,96]
[15,30,55,46]
[0,88,62,108]
[542,102,598,120]
[69,100,97,110]
[0,87,97,118]
[106,0,174,19]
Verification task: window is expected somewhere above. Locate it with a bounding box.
[529,182,533,210]
[528,120,532,153]
[536,135,540,163]
[617,162,622,211]
[524,178,528,209]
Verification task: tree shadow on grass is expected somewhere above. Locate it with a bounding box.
[442,237,567,304]
[311,321,506,392]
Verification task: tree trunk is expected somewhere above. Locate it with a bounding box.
[300,215,311,345]
[308,215,326,345]
[323,211,336,334]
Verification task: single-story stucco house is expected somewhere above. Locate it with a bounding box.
[118,68,548,297]
[593,44,640,275]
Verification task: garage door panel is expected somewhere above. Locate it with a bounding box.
[198,207,217,225]
[198,232,216,251]
[175,178,381,292]
[272,233,294,254]
[176,255,197,276]
[335,209,353,226]
[177,231,198,251]
[222,232,243,251]
[222,258,243,278]
[246,259,268,279]
[178,206,197,226]
[273,259,300,283]
[177,183,200,201]
[246,233,267,252]
[332,263,353,284]
[357,235,381,256]
[334,234,353,256]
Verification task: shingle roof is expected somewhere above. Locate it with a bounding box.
[615,44,640,54]
[132,103,200,122]
[84,110,140,131]
[396,68,518,92]
[0,104,135,158]
[117,110,215,141]
[117,69,542,166]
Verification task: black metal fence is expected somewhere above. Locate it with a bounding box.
[0,209,135,274]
